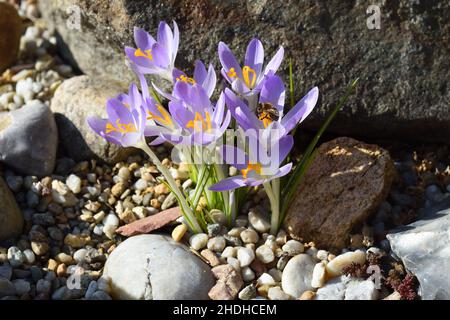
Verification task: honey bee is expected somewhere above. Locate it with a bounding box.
[256,102,280,122]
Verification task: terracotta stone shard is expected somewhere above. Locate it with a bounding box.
[284,137,396,250]
[116,206,182,237]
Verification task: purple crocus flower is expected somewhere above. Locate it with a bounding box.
[87,84,146,147]
[153,60,217,100]
[142,81,231,146]
[125,21,179,81]
[156,81,231,145]
[218,38,284,97]
[224,74,319,135]
[209,135,294,191]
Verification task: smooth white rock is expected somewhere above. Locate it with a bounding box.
[281,254,315,298]
[237,247,255,267]
[325,251,366,278]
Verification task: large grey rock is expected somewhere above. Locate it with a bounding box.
[281,254,315,298]
[0,101,57,176]
[0,178,24,239]
[50,75,137,163]
[387,207,450,300]
[103,234,215,300]
[315,275,379,300]
[39,0,450,143]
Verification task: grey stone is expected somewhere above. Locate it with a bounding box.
[315,275,379,300]
[91,290,112,300]
[0,278,15,298]
[281,254,315,298]
[12,279,31,295]
[50,75,137,163]
[103,234,215,300]
[0,101,57,176]
[0,265,12,280]
[0,177,23,242]
[387,207,450,300]
[39,0,450,143]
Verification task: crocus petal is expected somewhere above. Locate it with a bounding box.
[157,21,173,61]
[149,136,166,146]
[231,78,250,95]
[86,116,121,145]
[212,92,225,124]
[270,162,293,180]
[134,27,155,50]
[259,74,285,111]
[193,60,207,83]
[202,63,217,97]
[245,38,264,77]
[121,132,142,147]
[125,46,156,72]
[149,137,166,146]
[209,176,247,191]
[172,68,186,83]
[106,98,134,125]
[151,42,170,69]
[281,86,319,133]
[263,46,284,76]
[172,21,180,63]
[152,82,174,101]
[220,145,248,170]
[218,42,242,77]
[276,135,294,165]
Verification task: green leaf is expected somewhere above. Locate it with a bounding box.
[281,78,359,220]
[150,87,163,105]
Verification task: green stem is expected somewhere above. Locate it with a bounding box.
[139,141,202,233]
[264,181,280,235]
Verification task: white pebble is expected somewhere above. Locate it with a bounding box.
[241,267,255,282]
[93,224,104,236]
[240,229,259,244]
[268,286,292,300]
[326,251,366,278]
[311,262,327,288]
[248,210,271,233]
[66,174,82,194]
[255,245,275,264]
[257,273,277,286]
[7,246,25,267]
[282,240,304,256]
[227,257,241,272]
[23,249,35,264]
[207,236,226,252]
[316,249,329,261]
[268,268,283,282]
[73,249,88,263]
[189,233,209,251]
[221,246,237,258]
[103,213,119,227]
[237,247,255,267]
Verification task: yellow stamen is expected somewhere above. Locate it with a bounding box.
[227,67,237,78]
[258,112,273,128]
[242,66,257,89]
[134,48,153,61]
[105,119,137,134]
[147,104,173,127]
[176,74,196,85]
[241,163,262,179]
[186,111,213,132]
